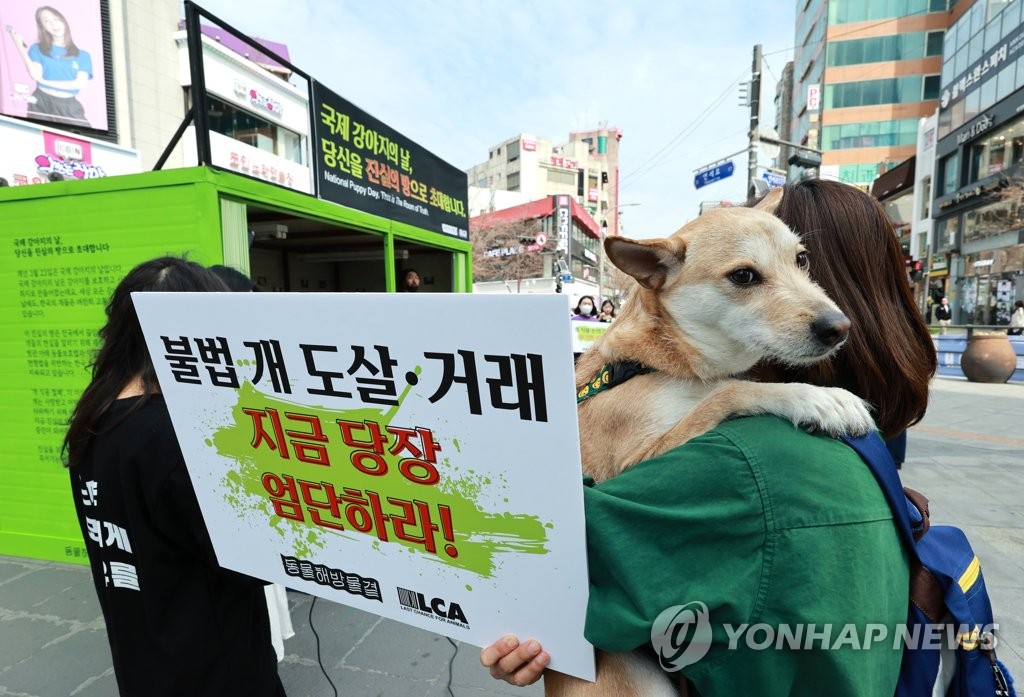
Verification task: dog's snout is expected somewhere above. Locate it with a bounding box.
[811,312,851,348]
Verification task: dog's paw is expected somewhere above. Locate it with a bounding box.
[774,385,876,437]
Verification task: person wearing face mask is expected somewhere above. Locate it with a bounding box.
[571,295,600,321]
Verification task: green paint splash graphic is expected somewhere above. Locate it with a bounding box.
[212,382,549,577]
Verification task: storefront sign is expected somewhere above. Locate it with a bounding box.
[582,248,597,263]
[555,195,571,252]
[233,80,283,117]
[931,254,948,271]
[313,81,468,240]
[550,155,579,169]
[570,319,608,353]
[0,0,111,132]
[522,137,536,152]
[209,130,311,193]
[0,114,139,186]
[133,292,594,681]
[807,84,821,111]
[956,114,995,145]
[588,187,599,202]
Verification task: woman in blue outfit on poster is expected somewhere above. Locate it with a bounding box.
[7,6,94,127]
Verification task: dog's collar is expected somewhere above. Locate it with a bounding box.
[577,361,657,404]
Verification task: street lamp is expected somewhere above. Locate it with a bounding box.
[598,203,641,302]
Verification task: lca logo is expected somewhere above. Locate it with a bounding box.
[397,587,469,628]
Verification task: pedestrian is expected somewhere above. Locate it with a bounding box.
[1010,300,1024,336]
[400,268,421,292]
[598,299,616,323]
[571,295,599,321]
[6,6,96,128]
[935,296,953,334]
[481,180,936,696]
[63,257,286,697]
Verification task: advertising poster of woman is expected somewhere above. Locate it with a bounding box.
[0,1,108,131]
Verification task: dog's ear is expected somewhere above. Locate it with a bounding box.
[752,187,783,214]
[605,236,684,290]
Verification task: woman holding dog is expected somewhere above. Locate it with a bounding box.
[482,180,936,696]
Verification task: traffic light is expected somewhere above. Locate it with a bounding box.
[906,258,924,281]
[788,150,822,169]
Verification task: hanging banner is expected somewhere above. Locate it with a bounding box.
[133,292,594,681]
[312,81,469,240]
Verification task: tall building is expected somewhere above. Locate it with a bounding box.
[932,0,1024,325]
[791,0,961,187]
[466,126,624,235]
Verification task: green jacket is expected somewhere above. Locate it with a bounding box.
[583,415,909,696]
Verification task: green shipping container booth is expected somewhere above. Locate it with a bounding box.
[0,166,472,564]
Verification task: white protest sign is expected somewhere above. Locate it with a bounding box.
[571,319,609,354]
[133,292,595,681]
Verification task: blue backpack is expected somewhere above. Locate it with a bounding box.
[843,433,1016,697]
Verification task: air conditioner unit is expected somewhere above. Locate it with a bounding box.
[249,223,289,240]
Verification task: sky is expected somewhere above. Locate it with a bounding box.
[196,0,798,239]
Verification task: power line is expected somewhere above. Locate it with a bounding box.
[619,69,747,188]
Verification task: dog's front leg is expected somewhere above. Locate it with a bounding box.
[621,380,875,469]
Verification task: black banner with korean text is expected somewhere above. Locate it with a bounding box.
[311,80,468,240]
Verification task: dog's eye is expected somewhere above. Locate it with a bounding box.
[728,268,761,286]
[796,252,810,270]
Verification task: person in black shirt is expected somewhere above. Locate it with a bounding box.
[63,257,286,697]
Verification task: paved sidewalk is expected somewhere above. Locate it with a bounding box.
[1,377,1021,696]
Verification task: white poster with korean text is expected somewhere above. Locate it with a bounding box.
[133,292,595,681]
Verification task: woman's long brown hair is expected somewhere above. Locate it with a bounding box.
[63,258,229,467]
[751,180,936,437]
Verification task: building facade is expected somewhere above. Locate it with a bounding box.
[791,0,964,187]
[470,195,603,297]
[933,0,1024,325]
[466,126,624,235]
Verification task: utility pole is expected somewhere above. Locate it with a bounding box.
[747,43,762,200]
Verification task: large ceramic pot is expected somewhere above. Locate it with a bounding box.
[960,332,1017,383]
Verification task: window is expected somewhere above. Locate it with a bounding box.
[506,140,520,163]
[827,32,937,66]
[829,0,941,24]
[507,172,520,191]
[940,152,959,195]
[921,177,932,220]
[206,96,304,164]
[963,197,1024,243]
[822,119,920,149]
[825,76,925,108]
[924,75,941,100]
[546,169,575,186]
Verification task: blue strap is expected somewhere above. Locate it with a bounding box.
[841,434,918,552]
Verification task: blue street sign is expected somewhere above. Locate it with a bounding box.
[762,171,787,188]
[560,274,573,282]
[694,161,735,189]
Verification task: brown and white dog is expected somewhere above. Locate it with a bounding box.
[545,191,874,696]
